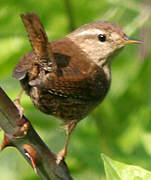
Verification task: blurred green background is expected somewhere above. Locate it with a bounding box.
[0,0,151,179]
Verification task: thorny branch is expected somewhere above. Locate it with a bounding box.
[0,87,73,180]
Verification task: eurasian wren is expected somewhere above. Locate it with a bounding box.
[13,13,141,162]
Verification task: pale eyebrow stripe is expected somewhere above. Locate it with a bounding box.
[75,29,103,37]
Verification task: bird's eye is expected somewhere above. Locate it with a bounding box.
[98,34,106,42]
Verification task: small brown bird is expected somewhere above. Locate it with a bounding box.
[13,13,141,162]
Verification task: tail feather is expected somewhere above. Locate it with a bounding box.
[13,13,57,80]
[21,13,56,68]
[21,13,49,57]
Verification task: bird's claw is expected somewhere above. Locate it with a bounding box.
[14,98,24,118]
[56,149,66,164]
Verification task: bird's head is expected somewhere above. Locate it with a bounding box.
[68,21,142,66]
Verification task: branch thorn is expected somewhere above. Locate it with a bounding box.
[23,144,41,173]
[0,134,13,151]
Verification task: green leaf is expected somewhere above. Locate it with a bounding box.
[101,154,151,180]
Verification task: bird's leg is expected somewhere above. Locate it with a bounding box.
[14,89,24,118]
[13,89,30,138]
[56,121,76,164]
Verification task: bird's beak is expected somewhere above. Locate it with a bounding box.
[123,36,143,44]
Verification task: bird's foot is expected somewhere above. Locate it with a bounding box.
[13,90,30,138]
[14,98,24,118]
[14,89,24,118]
[56,148,66,164]
[14,99,30,138]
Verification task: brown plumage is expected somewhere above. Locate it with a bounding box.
[13,13,141,162]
